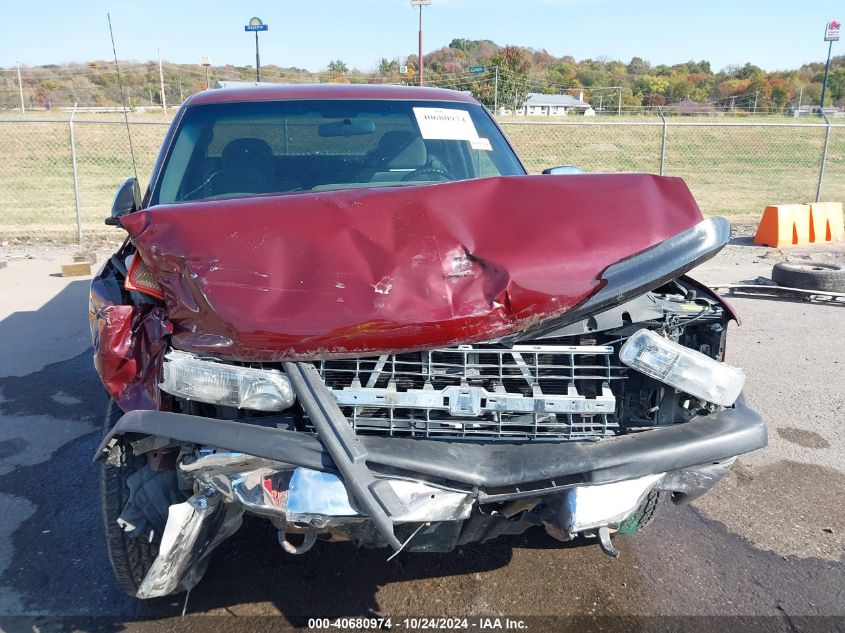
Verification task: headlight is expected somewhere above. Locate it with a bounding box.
[160,350,295,412]
[619,329,745,407]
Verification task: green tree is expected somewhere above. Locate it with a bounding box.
[378,58,398,75]
[327,59,349,74]
[449,38,478,52]
[626,56,651,75]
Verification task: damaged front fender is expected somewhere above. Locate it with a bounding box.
[90,275,172,411]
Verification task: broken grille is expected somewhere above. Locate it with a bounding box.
[315,344,627,441]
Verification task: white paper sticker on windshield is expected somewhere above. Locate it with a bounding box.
[470,137,493,151]
[413,107,481,142]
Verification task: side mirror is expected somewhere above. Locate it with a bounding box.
[542,166,584,175]
[105,177,141,226]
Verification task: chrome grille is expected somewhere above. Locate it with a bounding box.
[315,344,627,441]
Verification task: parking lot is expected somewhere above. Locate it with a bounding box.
[0,234,842,629]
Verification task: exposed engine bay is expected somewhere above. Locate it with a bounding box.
[164,277,732,441]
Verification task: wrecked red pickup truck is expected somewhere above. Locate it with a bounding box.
[91,84,766,599]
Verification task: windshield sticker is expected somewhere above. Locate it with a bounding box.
[470,137,493,151]
[413,107,481,142]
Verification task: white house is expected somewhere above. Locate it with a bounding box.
[515,93,595,116]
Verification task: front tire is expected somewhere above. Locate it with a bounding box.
[100,402,182,596]
[616,490,662,535]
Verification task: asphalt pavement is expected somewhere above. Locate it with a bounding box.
[0,237,842,631]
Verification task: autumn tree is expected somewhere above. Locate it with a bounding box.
[490,46,531,111]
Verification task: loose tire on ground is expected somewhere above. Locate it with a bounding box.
[771,260,845,293]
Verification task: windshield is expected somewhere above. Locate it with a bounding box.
[152,99,525,205]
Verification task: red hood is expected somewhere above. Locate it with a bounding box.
[122,175,703,360]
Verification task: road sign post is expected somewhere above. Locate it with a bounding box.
[201,56,211,89]
[244,17,269,82]
[820,20,840,115]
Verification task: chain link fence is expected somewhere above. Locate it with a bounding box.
[0,114,842,245]
[501,116,845,224]
[0,117,168,245]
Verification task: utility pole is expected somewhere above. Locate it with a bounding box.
[753,90,759,114]
[418,4,422,86]
[618,87,622,115]
[411,0,431,87]
[797,86,803,113]
[16,63,25,113]
[494,66,499,114]
[158,49,166,114]
[730,95,736,112]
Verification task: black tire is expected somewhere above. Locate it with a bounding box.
[100,402,180,596]
[616,490,662,535]
[771,260,845,293]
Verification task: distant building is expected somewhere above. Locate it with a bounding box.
[664,97,719,116]
[515,93,595,116]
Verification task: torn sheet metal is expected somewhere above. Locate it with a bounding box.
[90,277,171,410]
[121,174,704,360]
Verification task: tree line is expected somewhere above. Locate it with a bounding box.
[2,38,843,114]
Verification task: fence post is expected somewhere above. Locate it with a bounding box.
[816,111,831,202]
[657,107,667,176]
[68,104,83,244]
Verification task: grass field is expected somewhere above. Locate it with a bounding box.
[500,117,845,224]
[0,113,842,244]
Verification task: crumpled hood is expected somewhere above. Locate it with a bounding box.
[122,174,704,360]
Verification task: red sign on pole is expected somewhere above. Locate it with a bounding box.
[825,20,840,42]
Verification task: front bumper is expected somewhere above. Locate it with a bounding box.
[96,394,766,494]
[98,369,764,598]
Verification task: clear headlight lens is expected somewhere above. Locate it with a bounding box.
[620,329,745,407]
[160,350,295,412]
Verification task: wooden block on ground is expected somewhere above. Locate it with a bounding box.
[61,262,92,277]
[73,252,97,264]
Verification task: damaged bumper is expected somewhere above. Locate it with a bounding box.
[96,394,765,493]
[98,372,764,597]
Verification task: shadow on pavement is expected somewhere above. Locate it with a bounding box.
[0,279,91,378]
[0,279,596,623]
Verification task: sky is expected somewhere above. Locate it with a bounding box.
[0,0,842,73]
